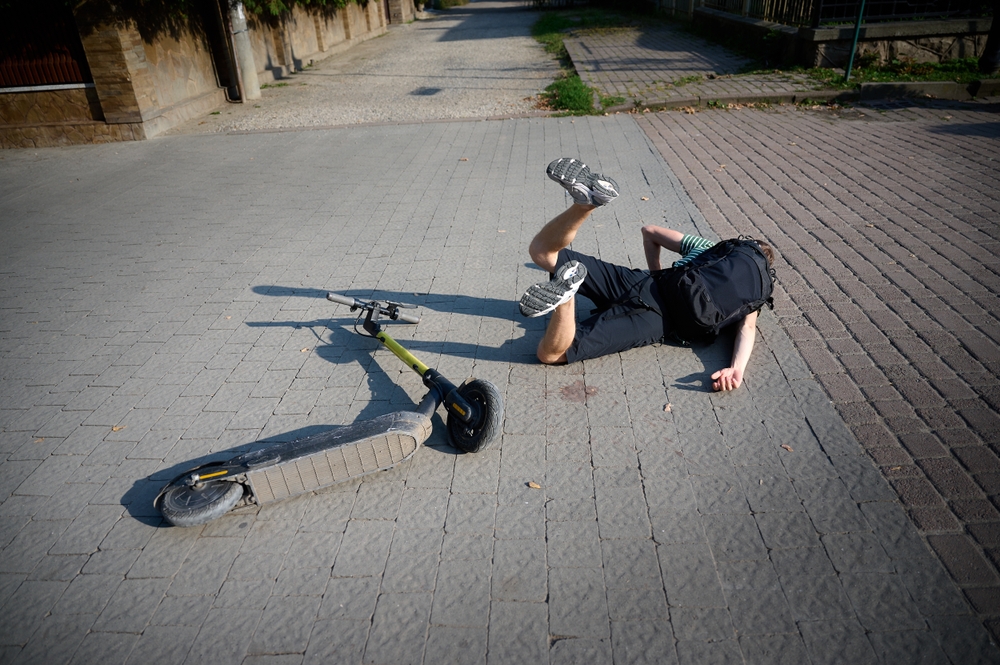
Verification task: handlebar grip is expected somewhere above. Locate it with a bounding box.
[326,293,358,307]
[396,311,421,324]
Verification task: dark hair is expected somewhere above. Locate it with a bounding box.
[755,240,775,267]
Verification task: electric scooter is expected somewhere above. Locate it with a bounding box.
[155,294,503,527]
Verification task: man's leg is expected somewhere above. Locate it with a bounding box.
[529,203,595,273]
[537,298,576,364]
[524,158,620,364]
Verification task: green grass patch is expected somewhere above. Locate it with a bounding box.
[434,0,469,8]
[259,82,289,89]
[533,9,649,115]
[542,75,595,114]
[806,56,997,88]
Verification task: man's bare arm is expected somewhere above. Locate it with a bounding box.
[711,310,757,392]
[640,225,684,271]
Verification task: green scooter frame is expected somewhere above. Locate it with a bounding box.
[155,294,503,527]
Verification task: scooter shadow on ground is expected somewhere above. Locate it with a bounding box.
[123,287,516,525]
[251,285,542,363]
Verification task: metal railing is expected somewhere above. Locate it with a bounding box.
[702,0,990,27]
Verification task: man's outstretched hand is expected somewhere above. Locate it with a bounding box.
[711,367,743,392]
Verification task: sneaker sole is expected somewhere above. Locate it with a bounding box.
[546,158,619,206]
[519,261,587,318]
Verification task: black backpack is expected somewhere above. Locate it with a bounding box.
[652,237,775,345]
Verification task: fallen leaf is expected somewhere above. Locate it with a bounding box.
[663,403,672,412]
[34,438,44,443]
[226,316,232,320]
[112,425,126,432]
[498,229,506,233]
[459,157,468,161]
[641,196,649,201]
[527,481,541,489]
[780,444,794,452]
[301,348,309,352]
[788,142,797,146]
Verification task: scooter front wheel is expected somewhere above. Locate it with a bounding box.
[447,378,503,454]
[159,480,244,527]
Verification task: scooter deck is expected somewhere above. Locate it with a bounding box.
[243,411,432,505]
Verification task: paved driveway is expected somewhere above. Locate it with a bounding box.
[169,0,559,134]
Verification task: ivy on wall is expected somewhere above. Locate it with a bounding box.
[0,0,369,45]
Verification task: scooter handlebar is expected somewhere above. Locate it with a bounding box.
[326,292,358,307]
[327,293,421,324]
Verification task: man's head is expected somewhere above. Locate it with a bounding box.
[754,240,775,267]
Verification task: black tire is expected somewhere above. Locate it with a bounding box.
[447,378,503,454]
[159,480,244,527]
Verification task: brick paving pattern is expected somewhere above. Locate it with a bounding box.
[639,99,1000,642]
[1,112,996,663]
[566,26,831,108]
[3,0,1000,658]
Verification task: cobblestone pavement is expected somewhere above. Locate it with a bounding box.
[639,98,1000,643]
[168,0,558,135]
[566,25,842,109]
[2,112,997,663]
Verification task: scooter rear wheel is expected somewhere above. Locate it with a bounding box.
[159,480,244,527]
[447,378,503,454]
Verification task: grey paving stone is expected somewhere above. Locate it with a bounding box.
[248,594,322,655]
[611,620,678,665]
[68,631,138,665]
[185,608,261,665]
[755,511,821,550]
[548,567,610,639]
[430,558,491,627]
[5,612,92,665]
[491,538,546,603]
[717,560,796,635]
[927,614,1000,665]
[363,592,432,665]
[318,577,381,621]
[675,639,744,665]
[93,576,170,634]
[303,619,368,665]
[549,636,613,665]
[0,579,70,645]
[866,629,951,665]
[669,606,735,642]
[840,573,927,632]
[798,620,878,665]
[703,514,768,562]
[739,632,811,665]
[486,601,548,664]
[822,532,894,573]
[659,542,727,608]
[331,520,394,578]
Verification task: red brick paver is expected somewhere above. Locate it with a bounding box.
[638,100,1000,639]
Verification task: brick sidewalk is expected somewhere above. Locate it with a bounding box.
[2,113,997,663]
[566,26,835,109]
[638,99,1000,641]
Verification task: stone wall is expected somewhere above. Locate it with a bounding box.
[1,0,392,148]
[801,19,992,69]
[249,2,388,83]
[0,86,102,125]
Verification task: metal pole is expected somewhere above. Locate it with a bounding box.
[844,0,867,82]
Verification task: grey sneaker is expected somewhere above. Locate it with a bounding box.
[519,260,588,318]
[546,158,619,207]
